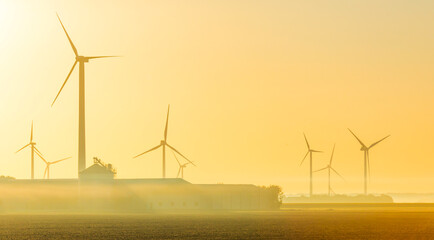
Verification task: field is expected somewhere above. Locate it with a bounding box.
[0,207,433,240]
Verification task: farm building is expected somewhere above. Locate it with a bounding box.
[0,162,280,212]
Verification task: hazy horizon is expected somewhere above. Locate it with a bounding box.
[0,0,433,195]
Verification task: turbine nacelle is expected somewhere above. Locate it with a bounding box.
[309,149,322,153]
[76,56,89,62]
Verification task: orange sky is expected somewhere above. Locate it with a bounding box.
[0,0,433,194]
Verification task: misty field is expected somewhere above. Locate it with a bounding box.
[0,209,433,240]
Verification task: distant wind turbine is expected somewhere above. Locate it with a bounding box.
[172,151,195,178]
[300,133,322,197]
[313,144,345,196]
[51,13,119,175]
[348,129,390,195]
[133,105,193,178]
[16,122,45,179]
[38,154,71,179]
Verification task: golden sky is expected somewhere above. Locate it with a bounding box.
[0,0,433,194]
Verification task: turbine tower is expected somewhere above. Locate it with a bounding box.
[38,154,71,179]
[134,105,193,178]
[313,144,344,196]
[348,129,390,195]
[173,151,195,178]
[52,13,118,176]
[16,122,45,179]
[300,133,322,197]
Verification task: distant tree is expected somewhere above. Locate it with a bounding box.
[269,185,284,203]
[0,175,15,181]
[261,185,284,209]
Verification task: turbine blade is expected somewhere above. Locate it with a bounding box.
[133,144,162,158]
[15,143,31,153]
[166,143,195,166]
[348,128,367,148]
[52,60,78,106]
[368,135,390,149]
[44,166,48,179]
[35,150,48,163]
[51,157,71,164]
[313,167,328,173]
[56,13,78,56]
[300,151,309,166]
[303,133,310,150]
[30,121,33,142]
[329,144,336,165]
[164,105,170,141]
[34,146,44,157]
[330,187,336,195]
[86,56,120,59]
[311,150,322,153]
[171,151,181,166]
[331,167,345,181]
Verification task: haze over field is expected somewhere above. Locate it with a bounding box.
[0,0,433,194]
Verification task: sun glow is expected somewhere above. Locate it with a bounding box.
[0,0,433,195]
[0,1,15,49]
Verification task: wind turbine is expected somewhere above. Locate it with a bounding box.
[38,154,71,179]
[300,133,322,197]
[348,129,390,195]
[16,122,45,179]
[51,13,118,175]
[172,151,195,178]
[313,144,345,196]
[133,105,194,178]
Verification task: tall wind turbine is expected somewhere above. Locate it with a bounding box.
[51,13,118,175]
[172,151,195,178]
[133,105,194,178]
[16,122,45,179]
[38,154,71,179]
[348,129,390,195]
[313,144,345,196]
[300,133,322,197]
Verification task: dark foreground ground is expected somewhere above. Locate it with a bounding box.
[0,206,433,239]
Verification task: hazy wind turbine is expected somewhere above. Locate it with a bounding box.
[16,122,45,179]
[348,129,390,195]
[300,133,322,197]
[133,105,194,178]
[51,13,118,175]
[172,151,195,178]
[313,144,345,196]
[37,154,71,179]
